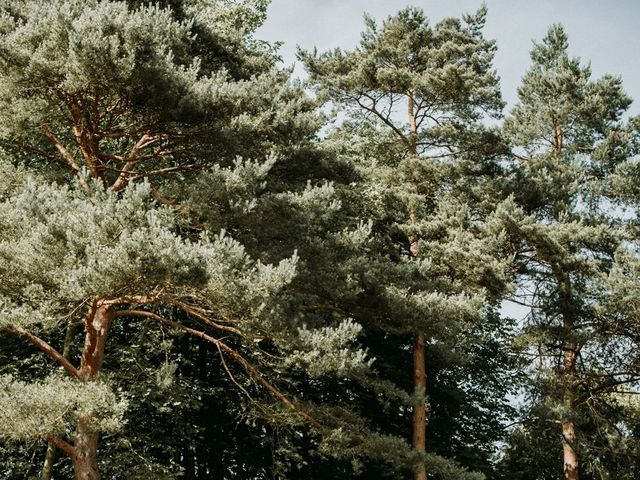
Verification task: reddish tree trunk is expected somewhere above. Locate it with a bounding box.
[407,90,427,480]
[560,273,579,480]
[562,415,579,480]
[70,302,114,480]
[562,344,579,480]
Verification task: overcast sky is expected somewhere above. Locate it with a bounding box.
[256,0,640,115]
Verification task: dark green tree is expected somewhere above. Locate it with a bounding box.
[498,24,640,480]
[300,6,515,479]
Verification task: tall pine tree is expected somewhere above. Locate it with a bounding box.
[500,24,640,480]
[0,1,374,478]
[300,7,514,479]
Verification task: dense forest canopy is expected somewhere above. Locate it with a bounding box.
[0,1,638,480]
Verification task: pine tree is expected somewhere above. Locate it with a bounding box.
[0,1,374,478]
[300,7,513,479]
[500,24,640,480]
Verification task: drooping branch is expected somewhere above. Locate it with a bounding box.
[5,325,80,379]
[114,309,321,428]
[173,300,249,338]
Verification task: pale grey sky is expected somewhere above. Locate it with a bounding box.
[257,0,640,114]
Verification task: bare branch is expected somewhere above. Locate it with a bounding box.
[46,435,76,459]
[354,92,408,142]
[5,325,80,379]
[42,127,90,193]
[127,164,198,183]
[174,300,249,338]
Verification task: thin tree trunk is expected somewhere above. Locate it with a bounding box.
[559,273,579,480]
[407,89,427,480]
[41,449,56,480]
[412,331,427,480]
[562,415,579,480]
[562,342,579,480]
[42,320,78,479]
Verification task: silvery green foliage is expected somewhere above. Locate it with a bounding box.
[300,7,512,337]
[504,25,631,157]
[0,0,318,187]
[298,7,516,477]
[504,24,633,215]
[0,0,196,133]
[503,24,633,374]
[0,174,297,330]
[300,5,503,128]
[0,374,126,441]
[286,319,372,377]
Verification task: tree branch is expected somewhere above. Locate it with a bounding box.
[46,435,76,459]
[42,127,90,193]
[127,164,198,183]
[173,301,249,338]
[115,309,321,428]
[354,92,408,143]
[5,325,80,379]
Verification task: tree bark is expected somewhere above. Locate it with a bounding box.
[562,342,579,480]
[69,302,114,480]
[562,415,579,480]
[559,274,579,480]
[72,419,101,480]
[41,449,55,480]
[407,89,427,480]
[412,331,427,480]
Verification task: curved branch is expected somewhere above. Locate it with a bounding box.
[354,92,408,143]
[42,127,90,193]
[5,325,80,379]
[115,309,321,428]
[173,301,248,338]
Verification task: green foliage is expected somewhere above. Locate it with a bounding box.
[0,2,638,480]
[0,375,126,442]
[498,24,640,479]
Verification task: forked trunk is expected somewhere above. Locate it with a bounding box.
[412,331,427,480]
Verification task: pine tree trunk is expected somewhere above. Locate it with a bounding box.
[407,89,427,480]
[412,331,427,480]
[562,345,579,480]
[70,301,113,480]
[560,273,579,480]
[72,419,101,480]
[562,415,579,480]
